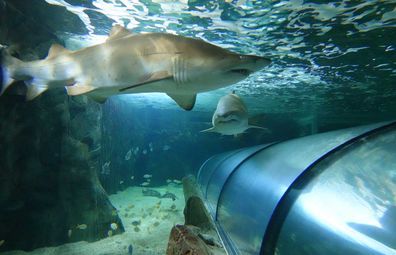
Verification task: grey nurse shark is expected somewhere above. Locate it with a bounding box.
[0,25,270,110]
[201,91,269,136]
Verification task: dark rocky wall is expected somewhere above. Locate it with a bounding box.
[0,0,123,252]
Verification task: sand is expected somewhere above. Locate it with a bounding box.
[0,184,185,255]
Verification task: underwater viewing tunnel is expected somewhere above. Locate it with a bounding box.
[197,121,396,255]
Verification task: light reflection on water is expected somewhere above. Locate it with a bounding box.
[44,0,396,119]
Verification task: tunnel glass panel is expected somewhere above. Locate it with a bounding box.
[275,127,396,255]
[212,122,393,255]
[204,145,267,217]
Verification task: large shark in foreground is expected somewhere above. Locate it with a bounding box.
[201,92,269,135]
[0,25,271,110]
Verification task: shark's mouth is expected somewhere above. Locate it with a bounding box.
[217,116,239,124]
[218,119,238,124]
[229,68,251,76]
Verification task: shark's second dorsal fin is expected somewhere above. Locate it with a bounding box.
[47,44,70,59]
[107,25,133,42]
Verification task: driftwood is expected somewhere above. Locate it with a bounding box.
[182,175,216,231]
[165,175,226,255]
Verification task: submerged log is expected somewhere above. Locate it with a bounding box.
[182,175,215,231]
[165,175,227,255]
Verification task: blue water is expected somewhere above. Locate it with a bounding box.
[45,0,396,119]
[0,0,395,254]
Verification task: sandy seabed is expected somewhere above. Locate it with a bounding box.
[1,184,184,255]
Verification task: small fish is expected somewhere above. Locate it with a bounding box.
[142,188,162,198]
[128,244,133,255]
[143,174,152,179]
[141,182,150,186]
[76,224,87,230]
[142,149,147,154]
[163,145,171,151]
[119,180,124,184]
[0,240,5,247]
[131,220,141,226]
[101,161,111,175]
[107,230,113,237]
[130,176,135,180]
[110,223,118,230]
[67,229,72,238]
[162,191,178,201]
[125,149,132,160]
[173,179,182,184]
[166,179,172,183]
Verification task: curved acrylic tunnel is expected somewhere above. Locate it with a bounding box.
[197,121,396,255]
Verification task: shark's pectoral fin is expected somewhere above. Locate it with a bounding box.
[166,93,196,111]
[248,125,271,133]
[46,44,71,59]
[24,79,48,100]
[90,95,108,104]
[200,126,216,133]
[66,84,95,96]
[107,25,133,42]
[119,71,172,92]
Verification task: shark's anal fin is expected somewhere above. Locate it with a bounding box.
[25,79,48,100]
[119,71,172,92]
[200,126,216,133]
[66,83,95,96]
[107,25,133,42]
[167,93,196,111]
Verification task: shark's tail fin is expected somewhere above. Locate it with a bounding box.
[0,45,21,96]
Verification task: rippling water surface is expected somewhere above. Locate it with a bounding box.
[44,0,396,122]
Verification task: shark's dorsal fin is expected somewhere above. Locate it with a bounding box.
[166,93,196,111]
[66,83,95,96]
[107,25,133,42]
[47,44,70,59]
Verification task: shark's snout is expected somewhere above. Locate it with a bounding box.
[228,55,271,77]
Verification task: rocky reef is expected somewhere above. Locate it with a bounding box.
[0,0,123,252]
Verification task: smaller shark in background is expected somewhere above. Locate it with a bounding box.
[201,91,269,136]
[0,25,271,110]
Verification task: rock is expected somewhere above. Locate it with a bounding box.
[166,225,211,255]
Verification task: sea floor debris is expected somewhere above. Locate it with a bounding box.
[0,185,184,255]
